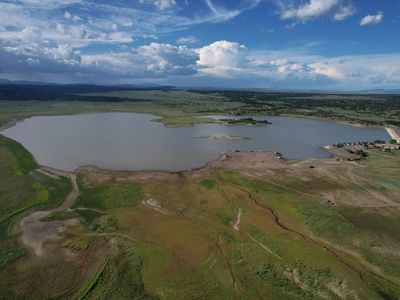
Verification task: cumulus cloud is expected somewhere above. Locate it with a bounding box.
[248,49,400,88]
[308,61,345,80]
[64,10,81,22]
[197,41,247,77]
[82,42,197,77]
[268,59,310,78]
[0,0,258,53]
[135,43,197,74]
[279,0,356,23]
[0,25,81,66]
[0,0,398,92]
[360,11,384,26]
[2,35,399,89]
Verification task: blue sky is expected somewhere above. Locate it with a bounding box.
[0,0,399,90]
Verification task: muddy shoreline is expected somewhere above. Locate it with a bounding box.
[19,171,80,256]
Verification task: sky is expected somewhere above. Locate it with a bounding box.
[0,0,399,90]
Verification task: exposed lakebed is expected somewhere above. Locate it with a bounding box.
[1,113,389,171]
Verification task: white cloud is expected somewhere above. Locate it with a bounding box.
[268,59,309,78]
[2,32,399,89]
[82,42,197,77]
[333,4,356,21]
[204,0,241,22]
[176,36,198,45]
[136,42,197,73]
[14,0,81,7]
[0,1,398,92]
[0,1,255,53]
[360,11,384,26]
[139,0,176,10]
[197,41,247,77]
[279,0,356,23]
[202,0,261,23]
[248,50,400,88]
[64,11,72,19]
[64,10,81,22]
[308,61,345,80]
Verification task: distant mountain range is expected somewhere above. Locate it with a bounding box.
[0,78,399,94]
[0,79,176,90]
[357,89,400,94]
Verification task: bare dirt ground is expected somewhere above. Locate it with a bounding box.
[233,208,242,231]
[77,150,398,208]
[386,127,400,143]
[77,152,286,186]
[142,197,169,215]
[19,171,80,256]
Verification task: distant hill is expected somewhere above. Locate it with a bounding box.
[0,79,175,89]
[0,82,177,101]
[358,89,400,94]
[0,79,399,102]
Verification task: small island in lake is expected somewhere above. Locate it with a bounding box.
[197,134,250,141]
[219,117,271,125]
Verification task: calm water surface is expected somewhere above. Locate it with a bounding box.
[1,113,389,171]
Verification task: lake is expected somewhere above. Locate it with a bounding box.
[1,113,389,171]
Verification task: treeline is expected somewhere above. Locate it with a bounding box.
[191,89,400,126]
[1,84,399,125]
[191,89,400,111]
[0,84,172,101]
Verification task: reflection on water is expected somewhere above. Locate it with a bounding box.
[1,113,389,171]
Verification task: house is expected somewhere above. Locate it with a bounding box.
[373,143,400,151]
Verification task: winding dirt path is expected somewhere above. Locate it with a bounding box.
[19,170,80,256]
[233,208,242,231]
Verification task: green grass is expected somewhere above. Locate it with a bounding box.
[199,179,217,190]
[0,247,26,268]
[63,238,89,252]
[0,134,72,279]
[0,135,71,228]
[254,263,307,298]
[1,88,400,132]
[216,162,400,288]
[73,180,145,210]
[0,135,37,175]
[76,244,156,300]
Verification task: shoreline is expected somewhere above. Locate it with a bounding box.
[38,150,284,177]
[0,108,391,132]
[386,127,400,143]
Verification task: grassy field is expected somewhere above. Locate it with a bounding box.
[1,88,400,130]
[69,149,400,299]
[0,135,73,297]
[0,135,71,227]
[0,144,397,298]
[0,90,236,129]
